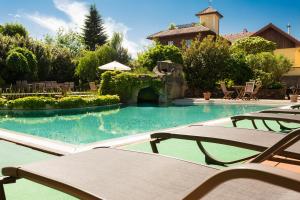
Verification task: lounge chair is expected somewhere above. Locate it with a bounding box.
[150,126,300,166]
[231,113,300,131]
[291,104,300,109]
[242,81,255,100]
[260,108,300,114]
[220,82,234,99]
[1,148,300,200]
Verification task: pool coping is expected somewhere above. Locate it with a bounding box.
[0,101,294,155]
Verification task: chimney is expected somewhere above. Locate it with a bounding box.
[287,23,291,35]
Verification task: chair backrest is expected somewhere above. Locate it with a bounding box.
[69,82,75,91]
[253,82,262,94]
[89,82,97,91]
[244,82,255,93]
[220,82,228,94]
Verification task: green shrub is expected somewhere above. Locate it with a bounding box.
[5,95,120,110]
[56,96,87,109]
[86,95,120,106]
[246,52,292,87]
[0,98,7,108]
[0,23,28,38]
[231,36,276,54]
[182,35,231,91]
[137,43,183,70]
[7,96,55,109]
[99,71,162,102]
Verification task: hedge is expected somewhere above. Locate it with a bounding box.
[0,95,120,110]
[7,96,55,109]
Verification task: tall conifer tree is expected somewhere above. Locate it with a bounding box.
[83,4,107,50]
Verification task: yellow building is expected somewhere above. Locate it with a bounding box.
[275,48,300,76]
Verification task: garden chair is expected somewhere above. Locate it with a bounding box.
[1,148,300,200]
[242,81,255,100]
[220,81,234,99]
[250,81,262,100]
[69,82,75,91]
[89,82,98,92]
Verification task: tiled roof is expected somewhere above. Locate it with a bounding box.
[196,6,223,18]
[223,31,254,43]
[147,24,211,39]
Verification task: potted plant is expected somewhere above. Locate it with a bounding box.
[203,91,212,100]
[290,86,298,103]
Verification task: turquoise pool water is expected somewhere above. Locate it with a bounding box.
[0,104,271,145]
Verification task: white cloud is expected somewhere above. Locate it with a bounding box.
[25,0,146,57]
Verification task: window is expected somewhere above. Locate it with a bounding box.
[186,39,192,48]
[168,41,174,46]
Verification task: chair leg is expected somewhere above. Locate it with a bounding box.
[0,183,6,200]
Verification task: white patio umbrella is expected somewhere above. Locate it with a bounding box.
[99,61,131,71]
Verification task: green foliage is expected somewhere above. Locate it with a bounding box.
[225,52,254,85]
[5,47,38,82]
[83,4,107,50]
[56,96,87,109]
[49,47,75,82]
[6,51,28,73]
[231,36,276,54]
[5,95,119,110]
[137,43,183,71]
[108,33,131,63]
[12,47,38,80]
[246,52,292,87]
[168,23,176,30]
[76,51,99,82]
[85,95,120,106]
[0,23,28,38]
[0,98,7,107]
[182,35,231,91]
[0,32,74,83]
[76,33,131,82]
[44,29,86,57]
[99,71,162,102]
[7,96,55,109]
[132,66,153,74]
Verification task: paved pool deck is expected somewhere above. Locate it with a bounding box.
[173,98,294,106]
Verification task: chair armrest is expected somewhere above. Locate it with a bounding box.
[183,164,300,200]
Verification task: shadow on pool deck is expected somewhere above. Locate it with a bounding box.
[0,141,77,200]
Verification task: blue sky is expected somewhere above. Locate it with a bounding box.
[0,0,300,56]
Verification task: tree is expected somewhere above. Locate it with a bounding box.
[182,35,231,91]
[50,47,75,82]
[75,51,99,82]
[137,43,183,71]
[5,47,38,82]
[109,33,131,64]
[83,4,107,50]
[0,23,28,38]
[12,47,38,80]
[6,51,29,82]
[231,36,276,54]
[44,29,86,57]
[246,52,292,87]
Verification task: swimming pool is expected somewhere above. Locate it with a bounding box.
[0,104,271,145]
